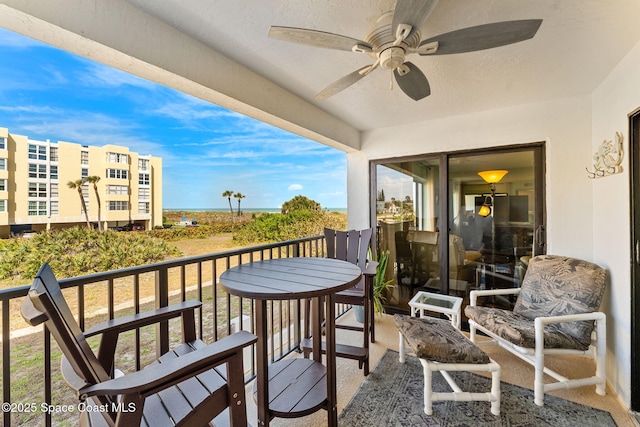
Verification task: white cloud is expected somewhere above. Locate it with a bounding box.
[288,184,303,191]
[79,61,158,90]
[0,28,46,48]
[0,105,61,115]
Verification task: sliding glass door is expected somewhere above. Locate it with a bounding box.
[376,158,440,309]
[374,144,545,316]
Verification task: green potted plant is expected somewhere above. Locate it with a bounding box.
[354,249,394,322]
[373,250,394,316]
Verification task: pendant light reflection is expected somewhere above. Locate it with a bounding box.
[478,170,509,184]
[478,196,492,217]
[477,170,508,217]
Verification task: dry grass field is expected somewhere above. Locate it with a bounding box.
[171,232,241,256]
[163,210,254,227]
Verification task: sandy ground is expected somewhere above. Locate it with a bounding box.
[171,233,241,256]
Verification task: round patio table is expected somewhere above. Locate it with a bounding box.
[219,257,362,427]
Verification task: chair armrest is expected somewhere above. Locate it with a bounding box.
[363,260,378,276]
[85,300,202,374]
[534,312,606,352]
[79,331,257,400]
[534,311,606,328]
[21,295,48,326]
[469,288,521,306]
[84,300,202,337]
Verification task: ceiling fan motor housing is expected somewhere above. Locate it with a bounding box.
[380,46,406,69]
[365,11,421,70]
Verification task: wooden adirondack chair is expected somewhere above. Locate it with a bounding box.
[302,228,377,375]
[21,263,257,426]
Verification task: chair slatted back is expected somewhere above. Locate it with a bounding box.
[324,228,372,270]
[21,264,112,399]
[395,231,412,260]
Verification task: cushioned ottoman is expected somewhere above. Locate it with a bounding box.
[395,314,501,415]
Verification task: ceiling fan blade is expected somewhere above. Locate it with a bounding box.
[269,26,372,52]
[419,19,543,55]
[315,65,372,100]
[394,62,431,101]
[392,0,439,41]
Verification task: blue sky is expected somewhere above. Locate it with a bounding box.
[0,28,347,209]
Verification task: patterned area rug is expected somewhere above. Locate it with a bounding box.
[339,350,616,427]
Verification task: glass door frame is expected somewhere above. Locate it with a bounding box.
[370,142,546,303]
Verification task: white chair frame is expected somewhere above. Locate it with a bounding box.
[399,334,501,415]
[468,288,607,406]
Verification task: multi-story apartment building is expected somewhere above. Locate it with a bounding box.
[0,127,162,238]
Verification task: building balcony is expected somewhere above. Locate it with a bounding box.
[0,236,633,426]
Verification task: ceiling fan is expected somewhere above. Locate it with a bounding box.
[268,0,542,101]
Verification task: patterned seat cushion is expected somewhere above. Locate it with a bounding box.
[394,314,490,364]
[513,255,607,348]
[464,305,591,351]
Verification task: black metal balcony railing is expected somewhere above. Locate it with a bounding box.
[0,235,349,427]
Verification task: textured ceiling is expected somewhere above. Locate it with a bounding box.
[125,0,640,131]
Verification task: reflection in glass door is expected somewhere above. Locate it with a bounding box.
[374,145,544,316]
[448,151,536,311]
[376,159,439,309]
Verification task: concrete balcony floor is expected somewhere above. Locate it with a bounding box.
[245,311,634,427]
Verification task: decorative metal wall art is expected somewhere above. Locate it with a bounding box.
[586,131,624,179]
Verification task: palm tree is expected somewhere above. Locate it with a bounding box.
[234,192,245,216]
[67,179,91,229]
[222,190,234,216]
[85,176,102,231]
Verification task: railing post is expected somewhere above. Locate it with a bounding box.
[155,266,170,356]
[293,242,300,258]
[44,329,52,427]
[3,299,11,427]
[294,299,301,350]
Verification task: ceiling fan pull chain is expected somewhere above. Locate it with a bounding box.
[390,70,394,91]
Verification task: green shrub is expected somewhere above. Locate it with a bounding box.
[233,210,346,244]
[281,195,321,214]
[0,227,181,281]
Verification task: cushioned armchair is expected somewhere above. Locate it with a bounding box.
[465,255,607,406]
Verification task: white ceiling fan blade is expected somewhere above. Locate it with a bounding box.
[315,65,372,100]
[269,26,372,52]
[419,19,543,55]
[392,0,439,41]
[394,62,431,101]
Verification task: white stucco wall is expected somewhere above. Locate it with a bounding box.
[590,38,640,408]
[349,92,636,405]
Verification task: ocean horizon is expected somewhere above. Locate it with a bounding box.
[164,207,347,213]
